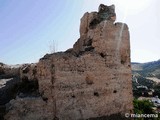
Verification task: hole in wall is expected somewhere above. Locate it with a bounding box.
[100,53,105,58]
[42,97,48,102]
[113,90,117,93]
[71,95,75,98]
[121,59,125,64]
[94,92,99,97]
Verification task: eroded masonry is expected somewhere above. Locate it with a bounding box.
[4,4,133,120]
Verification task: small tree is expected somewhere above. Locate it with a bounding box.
[49,40,57,54]
[133,99,154,114]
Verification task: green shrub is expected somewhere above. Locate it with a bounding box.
[133,99,154,114]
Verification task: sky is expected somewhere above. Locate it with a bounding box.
[0,0,159,64]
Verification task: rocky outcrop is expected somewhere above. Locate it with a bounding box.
[0,63,39,120]
[0,63,5,76]
[0,64,20,120]
[20,63,37,80]
[4,4,133,120]
[0,63,20,79]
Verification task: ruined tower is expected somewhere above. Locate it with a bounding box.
[5,4,133,120]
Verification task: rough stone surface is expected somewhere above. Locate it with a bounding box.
[4,4,133,120]
[20,63,37,81]
[0,63,20,120]
[4,98,47,120]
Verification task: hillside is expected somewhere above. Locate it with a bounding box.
[131,60,160,96]
[132,60,160,78]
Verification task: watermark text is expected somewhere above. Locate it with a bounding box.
[125,113,158,118]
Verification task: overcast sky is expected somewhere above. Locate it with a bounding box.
[0,0,159,64]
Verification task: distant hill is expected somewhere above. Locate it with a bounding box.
[131,60,160,99]
[132,60,160,79]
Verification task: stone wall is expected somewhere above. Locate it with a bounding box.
[4,4,133,120]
